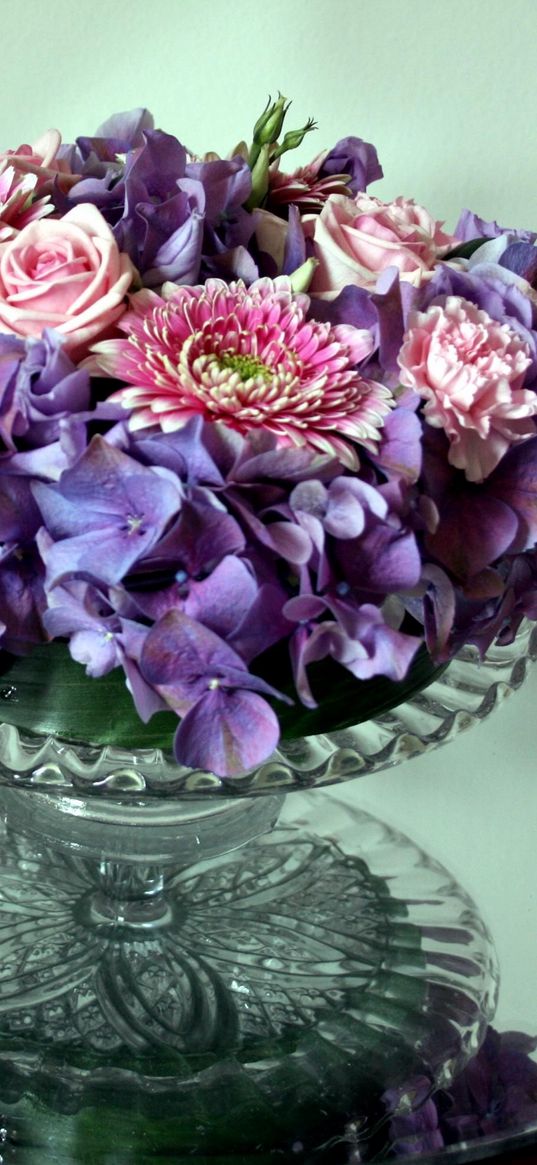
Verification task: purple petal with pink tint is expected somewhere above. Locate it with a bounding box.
[173,687,280,775]
[373,397,423,483]
[140,611,247,709]
[185,557,258,639]
[487,435,537,551]
[421,565,456,658]
[229,583,295,661]
[425,494,519,581]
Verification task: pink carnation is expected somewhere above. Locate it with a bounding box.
[310,193,456,297]
[398,296,537,481]
[91,276,393,470]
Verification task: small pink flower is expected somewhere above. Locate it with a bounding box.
[91,276,393,469]
[309,193,456,297]
[268,150,353,213]
[398,296,537,481]
[0,163,52,241]
[1,129,77,193]
[0,204,134,358]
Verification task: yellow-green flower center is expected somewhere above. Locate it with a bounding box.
[218,352,272,381]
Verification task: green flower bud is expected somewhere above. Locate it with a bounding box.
[245,143,270,211]
[271,118,317,161]
[249,95,290,171]
[252,94,290,148]
[289,257,319,294]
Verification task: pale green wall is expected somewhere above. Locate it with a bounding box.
[2,0,536,233]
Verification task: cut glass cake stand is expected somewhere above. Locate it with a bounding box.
[0,622,534,1162]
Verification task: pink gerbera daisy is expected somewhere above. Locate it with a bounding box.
[91,276,393,469]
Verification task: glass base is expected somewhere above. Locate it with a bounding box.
[0,793,497,1161]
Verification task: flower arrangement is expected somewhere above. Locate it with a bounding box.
[0,96,536,776]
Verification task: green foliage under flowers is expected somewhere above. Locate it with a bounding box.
[0,639,446,755]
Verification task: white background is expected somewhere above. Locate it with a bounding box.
[1,0,536,1042]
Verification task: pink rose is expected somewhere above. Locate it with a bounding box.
[0,204,134,357]
[309,193,456,297]
[398,297,537,482]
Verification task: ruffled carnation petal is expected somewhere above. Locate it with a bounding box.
[398,296,537,481]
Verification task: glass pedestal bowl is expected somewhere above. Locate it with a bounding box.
[0,622,534,1163]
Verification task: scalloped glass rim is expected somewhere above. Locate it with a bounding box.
[0,621,534,799]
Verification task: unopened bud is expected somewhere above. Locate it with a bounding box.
[252,94,290,147]
[271,118,317,161]
[245,143,270,210]
[249,94,291,170]
[289,257,319,294]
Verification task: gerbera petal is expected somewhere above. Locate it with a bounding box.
[93,276,394,468]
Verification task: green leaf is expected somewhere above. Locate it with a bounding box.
[254,639,447,738]
[0,638,446,753]
[443,237,486,260]
[0,643,178,751]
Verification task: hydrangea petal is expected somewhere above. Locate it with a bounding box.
[140,610,247,708]
[184,557,258,639]
[425,494,519,581]
[173,688,280,776]
[372,395,423,483]
[229,583,294,661]
[487,436,537,550]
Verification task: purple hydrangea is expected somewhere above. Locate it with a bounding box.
[27,420,427,773]
[0,330,91,453]
[139,610,288,775]
[416,428,537,656]
[2,99,537,776]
